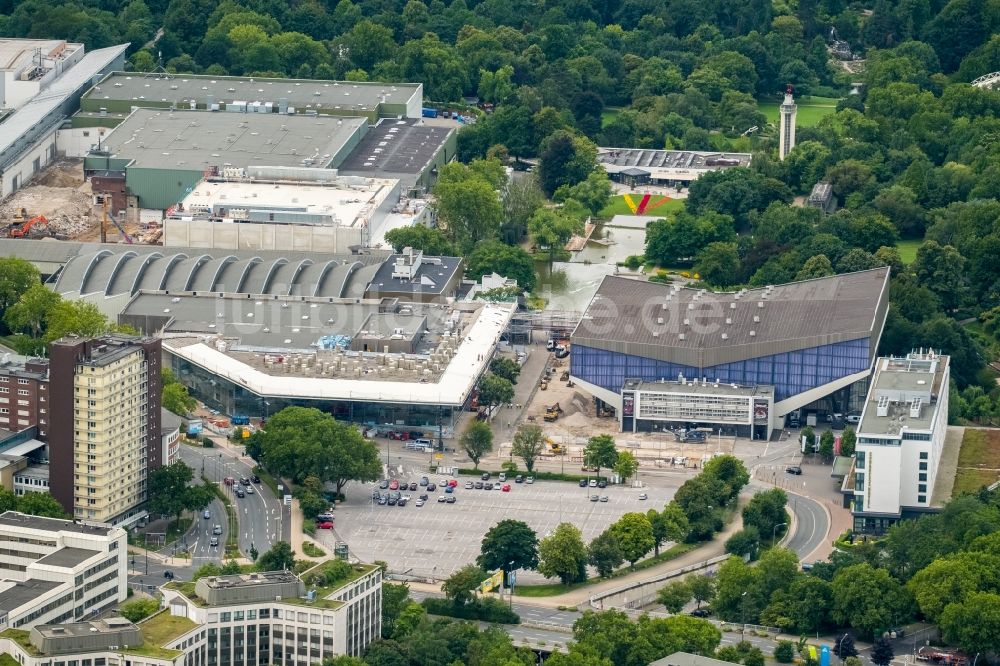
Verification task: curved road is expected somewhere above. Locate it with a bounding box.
[785,492,829,561]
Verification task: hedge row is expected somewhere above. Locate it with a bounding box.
[421,597,520,624]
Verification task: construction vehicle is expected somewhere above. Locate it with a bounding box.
[9,215,49,238]
[548,439,564,455]
[101,198,133,244]
[544,403,563,422]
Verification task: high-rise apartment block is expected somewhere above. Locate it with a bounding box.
[0,355,50,437]
[48,335,162,527]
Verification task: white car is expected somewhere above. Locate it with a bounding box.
[846,414,861,424]
[245,485,254,494]
[638,493,648,500]
[526,476,534,484]
[589,479,598,487]
[498,473,507,482]
[415,499,425,507]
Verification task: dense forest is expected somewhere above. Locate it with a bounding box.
[3,0,1000,414]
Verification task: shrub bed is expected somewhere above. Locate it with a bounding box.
[421,597,520,624]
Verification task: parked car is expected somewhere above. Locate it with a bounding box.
[498,473,507,482]
[437,496,447,503]
[502,484,511,492]
[484,482,494,490]
[317,521,334,528]
[579,479,588,487]
[427,483,437,491]
[397,498,407,507]
[446,496,457,504]
[846,413,861,424]
[448,479,458,487]
[408,482,418,491]
[638,493,648,500]
[589,495,599,502]
[377,496,387,505]
[409,431,425,440]
[515,475,524,483]
[389,480,399,490]
[600,495,609,502]
[316,513,334,522]
[387,496,397,506]
[689,608,711,618]
[475,481,484,489]
[597,479,607,488]
[465,481,474,489]
[445,485,454,494]
[415,499,425,507]
[589,479,598,488]
[420,476,429,486]
[786,466,803,475]
[379,479,390,489]
[481,472,491,481]
[526,476,534,484]
[418,494,429,501]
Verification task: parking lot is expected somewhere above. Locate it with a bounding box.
[321,473,681,582]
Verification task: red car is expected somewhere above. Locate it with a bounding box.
[317,521,334,529]
[388,431,409,441]
[447,479,458,488]
[502,484,511,492]
[389,480,399,490]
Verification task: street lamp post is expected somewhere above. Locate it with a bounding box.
[740,591,747,640]
[507,560,516,610]
[837,634,849,661]
[772,522,788,544]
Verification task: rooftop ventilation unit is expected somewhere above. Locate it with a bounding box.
[910,397,923,418]
[876,394,890,417]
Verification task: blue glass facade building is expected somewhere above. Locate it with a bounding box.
[571,337,871,402]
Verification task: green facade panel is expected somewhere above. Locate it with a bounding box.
[126,167,202,210]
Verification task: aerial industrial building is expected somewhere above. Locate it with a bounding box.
[570,268,891,438]
[597,148,752,187]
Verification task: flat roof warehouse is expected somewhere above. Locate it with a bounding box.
[96,108,368,170]
[84,72,422,117]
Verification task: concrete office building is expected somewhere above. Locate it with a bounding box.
[597,148,751,187]
[571,269,891,437]
[0,511,128,631]
[163,566,383,660]
[48,335,162,527]
[848,351,951,534]
[779,85,797,160]
[363,248,464,303]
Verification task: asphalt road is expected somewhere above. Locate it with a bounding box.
[177,443,288,561]
[785,492,829,561]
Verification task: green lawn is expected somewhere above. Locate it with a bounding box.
[601,107,621,127]
[953,429,1000,495]
[598,194,685,219]
[759,95,839,127]
[895,239,922,265]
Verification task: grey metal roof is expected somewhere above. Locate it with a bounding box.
[338,118,454,175]
[36,546,100,568]
[0,510,114,535]
[0,578,61,613]
[650,652,737,666]
[366,254,462,297]
[97,108,367,171]
[597,148,752,170]
[161,407,183,434]
[85,72,421,116]
[0,44,128,169]
[573,268,890,369]
[48,243,385,301]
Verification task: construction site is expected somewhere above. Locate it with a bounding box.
[0,159,156,243]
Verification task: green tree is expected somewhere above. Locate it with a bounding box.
[460,421,493,469]
[801,426,815,450]
[537,130,598,197]
[341,19,395,71]
[819,430,835,461]
[256,541,295,572]
[442,564,488,605]
[908,552,1000,622]
[871,637,894,666]
[774,641,795,663]
[939,591,1000,656]
[163,382,197,416]
[911,240,969,312]
[658,579,692,613]
[250,407,381,495]
[381,582,411,638]
[501,174,545,242]
[689,575,716,609]
[538,523,588,584]
[489,357,521,384]
[43,300,113,343]
[695,242,741,288]
[383,226,458,256]
[741,488,788,543]
[511,424,545,472]
[610,512,656,566]
[477,373,514,415]
[4,283,59,338]
[0,257,40,318]
[553,170,613,216]
[529,208,584,264]
[433,165,503,251]
[841,428,857,457]
[465,241,537,292]
[146,461,213,529]
[614,451,638,484]
[583,434,618,479]
[321,656,367,666]
[120,598,160,622]
[725,527,761,559]
[476,519,539,578]
[649,502,690,556]
[795,255,834,280]
[588,530,624,578]
[713,556,763,622]
[831,563,914,638]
